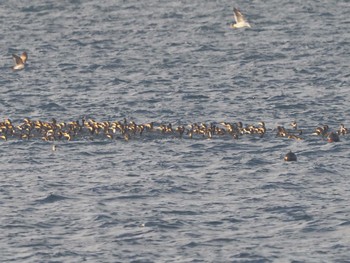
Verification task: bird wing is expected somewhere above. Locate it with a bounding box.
[20,52,28,63]
[12,54,23,65]
[233,8,245,23]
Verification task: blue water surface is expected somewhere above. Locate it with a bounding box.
[1,0,350,262]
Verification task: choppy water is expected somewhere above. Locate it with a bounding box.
[1,0,350,262]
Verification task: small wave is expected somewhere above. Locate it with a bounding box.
[182,94,210,100]
[36,193,69,204]
[38,102,66,111]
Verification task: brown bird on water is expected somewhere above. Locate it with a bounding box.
[312,125,329,136]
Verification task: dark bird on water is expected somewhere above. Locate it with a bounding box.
[284,151,297,162]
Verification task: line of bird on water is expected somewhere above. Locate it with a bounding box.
[10,7,251,71]
[0,118,348,143]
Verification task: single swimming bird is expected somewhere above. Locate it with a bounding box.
[337,124,348,135]
[12,51,28,71]
[284,151,297,162]
[290,121,298,130]
[231,8,251,29]
[327,132,340,143]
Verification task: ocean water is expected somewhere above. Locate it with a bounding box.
[1,0,350,262]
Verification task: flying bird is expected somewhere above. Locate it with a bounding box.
[231,8,251,29]
[12,51,28,71]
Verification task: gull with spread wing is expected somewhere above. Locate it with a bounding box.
[231,8,251,29]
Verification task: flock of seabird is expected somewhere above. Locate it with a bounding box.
[7,8,347,162]
[1,118,348,161]
[2,118,347,160]
[0,118,347,144]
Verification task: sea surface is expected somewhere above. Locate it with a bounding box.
[1,0,350,262]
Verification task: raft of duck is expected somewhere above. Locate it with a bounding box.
[0,118,347,143]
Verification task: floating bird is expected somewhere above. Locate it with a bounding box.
[175,125,185,138]
[287,134,303,141]
[231,8,251,29]
[290,121,298,130]
[312,125,329,136]
[337,124,348,135]
[256,122,266,136]
[327,132,340,143]
[284,151,297,162]
[276,126,287,137]
[12,51,28,71]
[0,118,349,143]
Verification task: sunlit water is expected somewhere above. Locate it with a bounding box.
[1,0,350,262]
